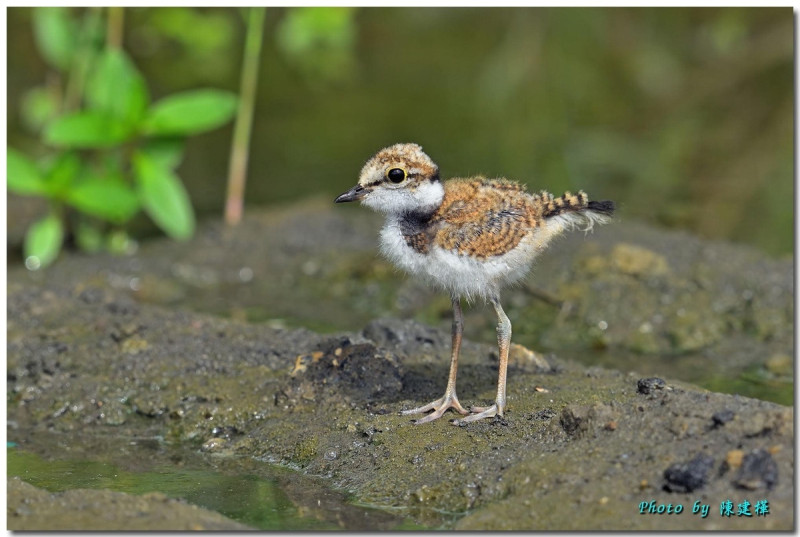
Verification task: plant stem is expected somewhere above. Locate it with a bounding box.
[225,6,266,226]
[63,7,102,112]
[106,6,124,49]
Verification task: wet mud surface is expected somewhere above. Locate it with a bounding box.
[7,477,253,531]
[7,200,794,530]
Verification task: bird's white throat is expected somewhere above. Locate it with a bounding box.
[361,180,444,215]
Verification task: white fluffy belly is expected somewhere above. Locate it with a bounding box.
[379,221,549,300]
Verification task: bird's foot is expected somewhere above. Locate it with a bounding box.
[401,393,469,424]
[451,402,504,426]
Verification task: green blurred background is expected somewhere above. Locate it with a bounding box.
[8,6,793,256]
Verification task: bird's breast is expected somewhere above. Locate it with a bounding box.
[379,220,430,276]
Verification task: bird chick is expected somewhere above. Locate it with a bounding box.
[335,143,614,425]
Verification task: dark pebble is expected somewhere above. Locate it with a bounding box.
[560,405,589,435]
[663,453,715,493]
[637,377,666,395]
[734,449,778,490]
[711,409,735,427]
[530,409,556,421]
[77,287,105,304]
[492,415,509,426]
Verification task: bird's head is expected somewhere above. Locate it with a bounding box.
[335,143,444,215]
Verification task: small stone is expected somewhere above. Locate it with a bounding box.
[120,336,149,355]
[530,409,556,421]
[413,485,433,502]
[725,449,744,468]
[711,409,735,427]
[462,483,480,509]
[637,377,666,395]
[734,449,778,490]
[509,343,552,372]
[611,243,670,277]
[201,437,226,452]
[211,426,239,439]
[560,405,590,435]
[362,425,379,441]
[663,453,714,493]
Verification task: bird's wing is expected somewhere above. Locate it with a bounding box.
[434,180,537,258]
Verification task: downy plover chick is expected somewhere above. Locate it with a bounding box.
[335,143,614,425]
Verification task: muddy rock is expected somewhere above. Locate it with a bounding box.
[7,279,794,530]
[6,202,794,530]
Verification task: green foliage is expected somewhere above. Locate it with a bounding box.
[150,8,234,54]
[74,220,104,252]
[86,48,149,126]
[9,7,237,269]
[32,7,78,71]
[133,152,195,240]
[44,111,133,147]
[21,87,60,132]
[276,7,357,83]
[24,214,64,270]
[43,151,81,197]
[66,175,140,224]
[7,149,47,195]
[142,90,238,136]
[140,137,185,170]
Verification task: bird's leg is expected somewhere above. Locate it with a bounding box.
[401,295,470,424]
[453,294,510,425]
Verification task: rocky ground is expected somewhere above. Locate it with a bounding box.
[6,199,794,530]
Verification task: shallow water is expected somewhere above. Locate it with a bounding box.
[7,438,425,530]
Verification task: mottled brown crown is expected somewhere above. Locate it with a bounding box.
[357,143,440,189]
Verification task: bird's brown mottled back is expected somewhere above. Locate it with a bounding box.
[429,177,539,258]
[399,177,596,259]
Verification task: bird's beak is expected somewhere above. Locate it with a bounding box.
[334,184,369,203]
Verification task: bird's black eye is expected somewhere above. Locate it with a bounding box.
[387,168,407,184]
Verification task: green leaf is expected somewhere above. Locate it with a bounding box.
[24,213,64,270]
[66,177,140,224]
[140,137,186,169]
[133,152,195,240]
[142,89,237,136]
[7,148,47,196]
[43,151,81,197]
[86,48,149,126]
[21,86,61,132]
[44,111,132,148]
[106,229,136,255]
[33,7,77,72]
[74,221,103,253]
[277,7,356,56]
[150,8,234,54]
[275,7,356,83]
